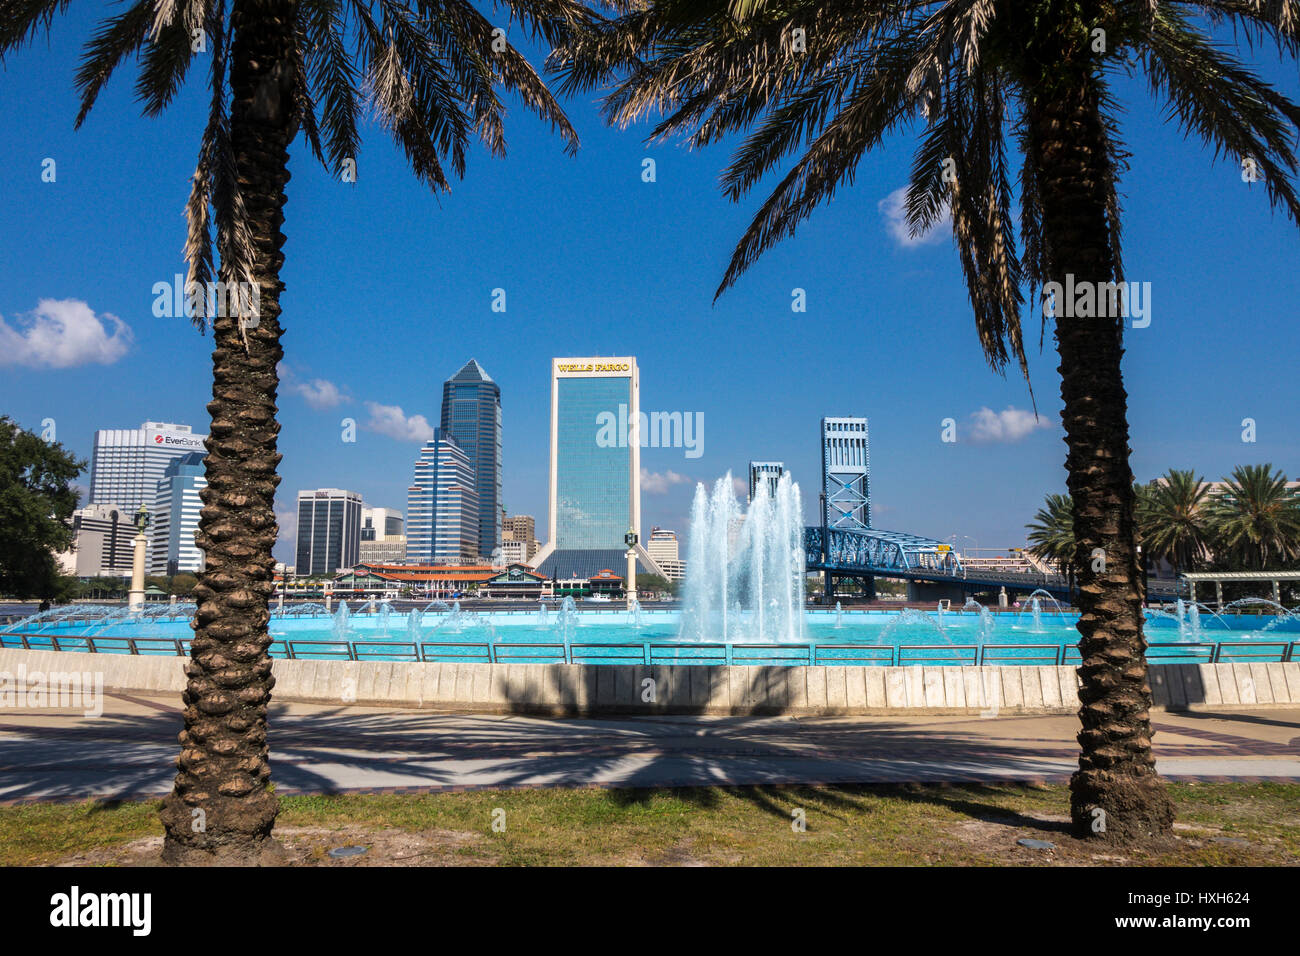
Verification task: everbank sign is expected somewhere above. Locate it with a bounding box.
[147,429,206,451]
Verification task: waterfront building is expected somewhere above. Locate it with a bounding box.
[295,488,363,576]
[647,527,686,581]
[359,537,407,564]
[441,359,502,561]
[58,504,138,577]
[407,431,480,565]
[149,452,207,575]
[89,421,207,511]
[502,514,538,561]
[361,507,404,541]
[500,538,528,566]
[333,562,545,599]
[532,357,662,579]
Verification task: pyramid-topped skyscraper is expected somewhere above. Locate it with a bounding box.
[440,359,502,561]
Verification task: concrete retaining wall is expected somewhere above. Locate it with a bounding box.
[3,648,1298,715]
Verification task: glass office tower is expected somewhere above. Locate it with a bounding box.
[295,489,363,576]
[440,359,502,561]
[533,357,660,579]
[406,431,480,565]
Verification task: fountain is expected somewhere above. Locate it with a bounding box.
[1261,605,1300,633]
[834,601,843,629]
[556,595,578,644]
[331,601,351,640]
[679,471,805,642]
[406,610,423,643]
[628,598,643,629]
[535,602,549,626]
[377,601,392,636]
[1015,589,1067,633]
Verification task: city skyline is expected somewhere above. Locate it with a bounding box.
[2,14,1297,567]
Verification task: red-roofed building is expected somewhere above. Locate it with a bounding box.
[333,562,547,599]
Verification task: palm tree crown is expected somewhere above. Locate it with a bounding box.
[2,0,585,310]
[1026,492,1075,575]
[1141,469,1213,574]
[1208,464,1300,570]
[553,0,1300,374]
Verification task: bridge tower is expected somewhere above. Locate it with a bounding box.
[820,417,874,602]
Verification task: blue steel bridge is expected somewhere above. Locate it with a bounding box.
[802,526,1181,602]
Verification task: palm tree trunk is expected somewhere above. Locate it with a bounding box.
[160,0,296,863]
[1027,82,1175,842]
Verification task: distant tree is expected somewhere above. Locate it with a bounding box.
[1026,494,1077,579]
[1207,465,1300,571]
[0,417,85,602]
[171,573,200,596]
[636,573,677,596]
[1141,470,1213,576]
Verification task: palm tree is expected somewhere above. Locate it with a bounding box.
[4,0,585,863]
[1143,469,1213,577]
[1207,464,1300,571]
[553,1,1300,839]
[1026,493,1076,579]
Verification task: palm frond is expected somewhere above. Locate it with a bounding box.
[137,0,209,117]
[1142,7,1300,224]
[0,0,75,57]
[72,0,155,127]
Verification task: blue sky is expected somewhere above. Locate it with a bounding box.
[1,7,1298,564]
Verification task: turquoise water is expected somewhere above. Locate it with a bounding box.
[5,606,1298,666]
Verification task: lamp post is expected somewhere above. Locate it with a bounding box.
[624,527,638,610]
[128,503,151,611]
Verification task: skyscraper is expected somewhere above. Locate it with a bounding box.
[821,417,870,531]
[150,452,207,575]
[748,461,785,503]
[407,431,480,565]
[360,507,404,541]
[533,356,661,579]
[89,421,208,511]
[440,359,502,561]
[502,514,538,561]
[647,528,685,581]
[295,489,363,576]
[59,504,137,577]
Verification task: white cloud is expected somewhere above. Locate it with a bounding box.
[732,476,748,499]
[968,406,1051,444]
[275,508,297,545]
[293,378,346,409]
[641,468,691,495]
[278,363,348,409]
[878,186,950,247]
[0,298,132,368]
[364,401,436,443]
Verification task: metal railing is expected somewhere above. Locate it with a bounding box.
[3,631,1296,666]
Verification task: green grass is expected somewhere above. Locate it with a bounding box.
[3,782,1299,866]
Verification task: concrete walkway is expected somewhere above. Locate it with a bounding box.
[0,693,1297,803]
